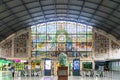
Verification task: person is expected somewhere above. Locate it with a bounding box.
[3,65,6,71]
[11,66,15,78]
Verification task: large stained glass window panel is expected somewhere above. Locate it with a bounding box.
[77,35,86,42]
[31,21,93,58]
[37,42,47,51]
[76,42,87,51]
[77,23,86,34]
[66,43,77,51]
[87,35,92,42]
[47,22,56,34]
[57,43,66,51]
[67,35,76,42]
[86,42,92,51]
[37,23,46,34]
[31,51,43,57]
[32,42,37,51]
[57,21,66,28]
[46,35,56,42]
[66,42,73,51]
[47,43,57,51]
[56,21,67,35]
[87,26,93,34]
[56,35,67,42]
[37,35,46,42]
[31,26,37,34]
[31,35,37,43]
[67,22,76,34]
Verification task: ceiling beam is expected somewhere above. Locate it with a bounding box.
[21,0,38,26]
[77,0,85,22]
[2,7,120,27]
[88,0,103,25]
[38,0,46,22]
[110,0,120,5]
[106,4,120,33]
[0,20,15,35]
[3,11,116,29]
[53,0,57,20]
[0,0,3,5]
[1,2,120,15]
[66,0,70,20]
[3,1,25,31]
[3,0,120,13]
[1,3,120,25]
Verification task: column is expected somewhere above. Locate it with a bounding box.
[109,36,111,59]
[11,37,14,58]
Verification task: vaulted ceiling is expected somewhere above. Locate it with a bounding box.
[0,0,120,41]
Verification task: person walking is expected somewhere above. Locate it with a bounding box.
[11,66,15,79]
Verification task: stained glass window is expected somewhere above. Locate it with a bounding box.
[37,42,47,51]
[47,22,56,34]
[47,43,57,51]
[87,26,93,34]
[37,23,46,34]
[31,21,93,58]
[31,26,36,34]
[67,22,76,34]
[77,23,86,34]
[46,35,56,42]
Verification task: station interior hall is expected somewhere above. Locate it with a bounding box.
[0,0,120,80]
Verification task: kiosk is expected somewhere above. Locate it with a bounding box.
[44,58,52,76]
[73,59,80,76]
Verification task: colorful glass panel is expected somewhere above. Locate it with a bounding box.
[37,42,47,51]
[31,21,93,57]
[87,26,92,34]
[47,22,56,34]
[77,23,86,34]
[37,35,46,42]
[47,43,57,51]
[67,22,76,34]
[31,26,36,34]
[37,23,46,34]
[46,35,56,42]
[77,35,86,42]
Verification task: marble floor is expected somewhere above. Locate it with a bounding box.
[1,71,120,80]
[3,76,120,80]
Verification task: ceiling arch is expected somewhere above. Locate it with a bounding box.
[0,0,120,41]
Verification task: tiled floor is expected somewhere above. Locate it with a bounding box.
[1,71,120,80]
[12,76,120,80]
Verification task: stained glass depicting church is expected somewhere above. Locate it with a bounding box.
[31,21,93,58]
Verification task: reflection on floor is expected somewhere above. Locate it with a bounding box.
[8,76,120,80]
[1,71,120,80]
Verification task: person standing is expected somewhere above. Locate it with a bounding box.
[11,66,15,78]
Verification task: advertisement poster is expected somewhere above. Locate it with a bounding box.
[73,60,80,70]
[45,60,51,70]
